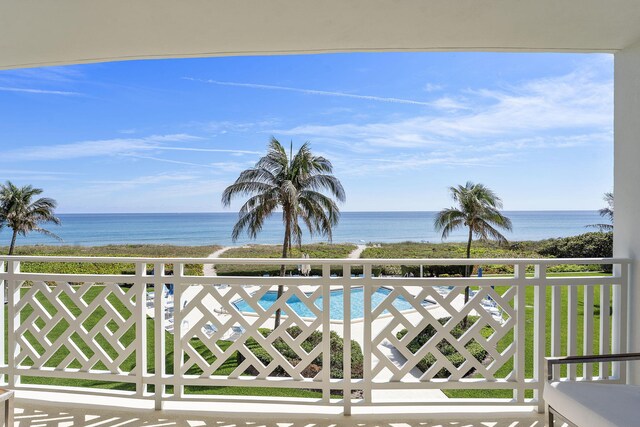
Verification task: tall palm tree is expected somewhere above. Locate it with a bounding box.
[434,182,512,325]
[0,181,61,255]
[589,192,613,231]
[222,137,345,328]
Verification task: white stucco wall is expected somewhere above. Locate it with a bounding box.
[614,39,640,383]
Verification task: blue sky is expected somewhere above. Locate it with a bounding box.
[0,52,613,213]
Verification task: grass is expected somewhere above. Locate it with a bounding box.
[3,244,220,276]
[216,243,357,276]
[444,271,611,399]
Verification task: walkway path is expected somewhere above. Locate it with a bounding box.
[203,246,235,276]
[348,244,367,259]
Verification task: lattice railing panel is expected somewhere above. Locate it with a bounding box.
[13,281,138,374]
[179,284,325,381]
[368,284,517,383]
[0,256,628,411]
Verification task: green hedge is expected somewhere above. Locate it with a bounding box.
[396,317,488,378]
[538,232,613,272]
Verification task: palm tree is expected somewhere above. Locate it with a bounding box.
[589,192,613,231]
[434,182,512,325]
[222,137,345,328]
[0,181,61,255]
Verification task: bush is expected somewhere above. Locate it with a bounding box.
[537,232,613,272]
[245,326,363,379]
[537,232,613,258]
[400,264,466,277]
[396,317,488,378]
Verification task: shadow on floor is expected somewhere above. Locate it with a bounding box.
[13,404,547,427]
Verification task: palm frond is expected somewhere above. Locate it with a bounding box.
[222,139,344,249]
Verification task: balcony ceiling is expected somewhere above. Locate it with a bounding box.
[2,0,640,70]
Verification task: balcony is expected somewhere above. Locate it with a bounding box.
[0,256,629,424]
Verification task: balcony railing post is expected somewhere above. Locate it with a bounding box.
[173,262,184,400]
[612,261,629,382]
[533,263,547,412]
[583,282,595,380]
[567,281,578,380]
[551,282,562,361]
[135,262,147,397]
[0,260,4,385]
[342,263,351,415]
[5,260,20,390]
[153,262,166,410]
[513,263,527,402]
[363,263,372,405]
[321,264,331,403]
[600,280,612,379]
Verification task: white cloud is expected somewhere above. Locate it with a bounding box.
[273,67,612,150]
[126,154,256,173]
[424,83,444,92]
[1,134,260,161]
[0,169,78,182]
[89,172,196,187]
[332,152,514,176]
[0,66,85,96]
[431,96,469,111]
[1,66,84,83]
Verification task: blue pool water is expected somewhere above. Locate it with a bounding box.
[232,287,428,320]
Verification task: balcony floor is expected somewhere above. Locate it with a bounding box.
[10,392,547,427]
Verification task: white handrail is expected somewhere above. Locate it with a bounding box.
[0,255,629,265]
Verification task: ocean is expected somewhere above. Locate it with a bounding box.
[0,211,608,247]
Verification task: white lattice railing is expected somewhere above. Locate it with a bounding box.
[0,256,631,414]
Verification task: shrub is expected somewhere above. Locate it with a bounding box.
[400,264,466,277]
[396,317,488,378]
[537,232,613,272]
[245,326,363,379]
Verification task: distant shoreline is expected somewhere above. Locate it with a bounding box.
[0,211,610,247]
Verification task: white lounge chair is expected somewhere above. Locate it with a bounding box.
[202,323,217,338]
[545,353,640,426]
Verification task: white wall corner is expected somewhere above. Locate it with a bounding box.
[614,39,640,383]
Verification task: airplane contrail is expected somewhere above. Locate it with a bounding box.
[184,78,432,106]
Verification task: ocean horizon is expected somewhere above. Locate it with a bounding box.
[0,211,609,247]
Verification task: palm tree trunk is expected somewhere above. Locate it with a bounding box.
[275,214,291,329]
[8,229,18,255]
[463,226,473,328]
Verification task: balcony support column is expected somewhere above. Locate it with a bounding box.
[614,39,640,384]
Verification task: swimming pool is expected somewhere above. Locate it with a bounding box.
[232,287,432,320]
